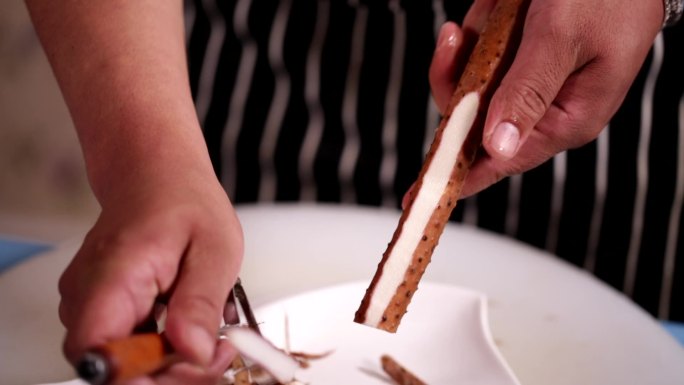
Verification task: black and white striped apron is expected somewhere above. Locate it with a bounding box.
[184,0,684,321]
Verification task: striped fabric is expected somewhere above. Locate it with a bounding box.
[184,0,684,321]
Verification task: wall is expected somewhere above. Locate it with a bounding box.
[0,0,99,241]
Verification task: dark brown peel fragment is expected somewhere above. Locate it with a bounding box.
[381,355,427,385]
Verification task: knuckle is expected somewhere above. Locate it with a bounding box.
[177,292,222,316]
[57,268,72,297]
[167,293,223,331]
[58,301,71,327]
[506,79,551,124]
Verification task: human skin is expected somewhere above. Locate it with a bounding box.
[25,0,664,383]
[25,0,241,384]
[426,0,664,199]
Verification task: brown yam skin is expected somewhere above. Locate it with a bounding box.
[381,355,427,385]
[355,0,529,332]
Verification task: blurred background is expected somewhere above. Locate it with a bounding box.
[1,0,99,242]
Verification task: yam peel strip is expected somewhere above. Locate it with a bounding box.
[381,355,427,385]
[354,0,529,332]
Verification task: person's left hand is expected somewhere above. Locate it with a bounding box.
[428,0,663,198]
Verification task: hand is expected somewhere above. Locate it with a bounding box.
[429,0,663,197]
[58,169,243,385]
[24,0,242,382]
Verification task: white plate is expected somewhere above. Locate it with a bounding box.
[254,281,519,385]
[3,203,684,385]
[238,204,684,385]
[32,282,518,385]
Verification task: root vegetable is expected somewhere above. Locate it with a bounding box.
[354,0,529,332]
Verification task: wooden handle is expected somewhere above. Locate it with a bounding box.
[77,333,175,385]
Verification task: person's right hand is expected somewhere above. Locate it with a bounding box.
[58,167,243,385]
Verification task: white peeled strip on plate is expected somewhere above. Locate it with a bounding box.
[220,326,301,384]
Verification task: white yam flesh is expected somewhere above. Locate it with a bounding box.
[361,93,480,327]
[221,327,300,383]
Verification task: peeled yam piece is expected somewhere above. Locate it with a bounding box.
[354,0,529,332]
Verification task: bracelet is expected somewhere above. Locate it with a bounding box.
[663,0,684,28]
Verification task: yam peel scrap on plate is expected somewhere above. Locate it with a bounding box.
[221,333,332,385]
[221,280,331,385]
[381,355,427,385]
[354,0,529,332]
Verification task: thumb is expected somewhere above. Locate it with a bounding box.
[483,28,576,160]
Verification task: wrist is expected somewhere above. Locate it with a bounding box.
[94,159,222,211]
[84,124,218,206]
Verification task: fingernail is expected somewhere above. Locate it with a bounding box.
[490,122,520,159]
[437,24,457,48]
[186,325,215,365]
[223,301,239,325]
